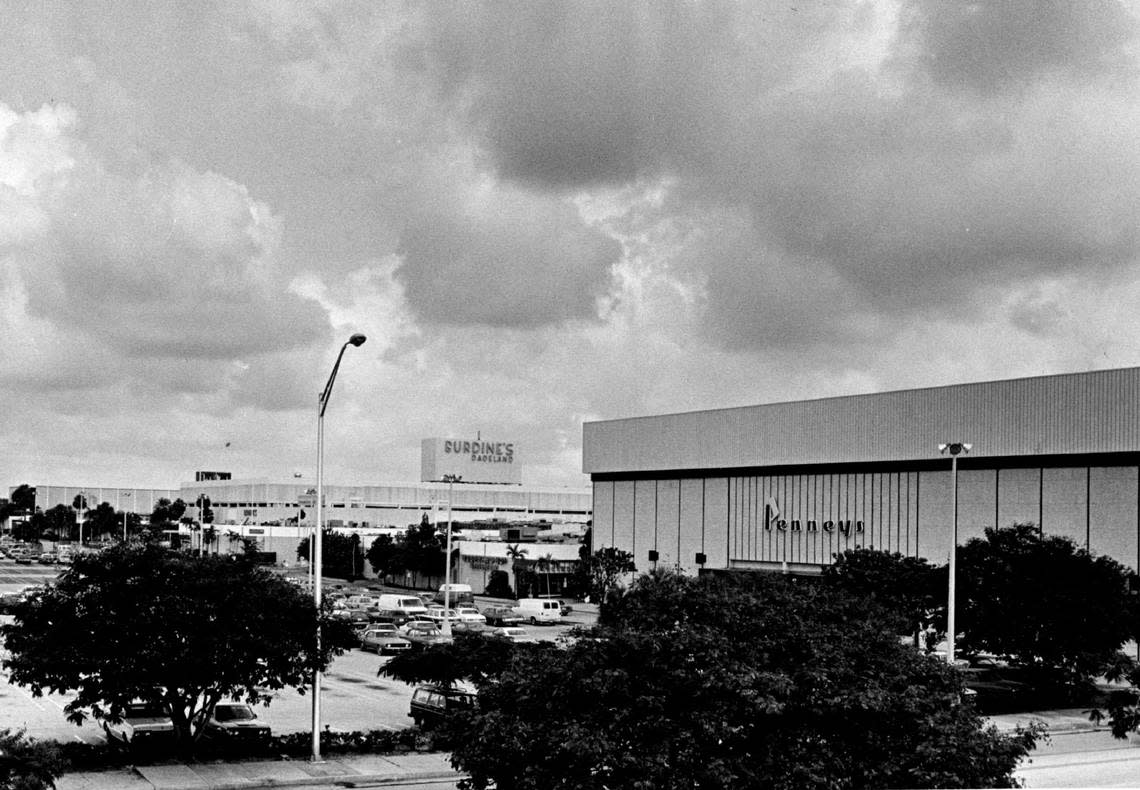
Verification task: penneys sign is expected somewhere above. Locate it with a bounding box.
[764,495,864,535]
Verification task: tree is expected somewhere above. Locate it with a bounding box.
[484,569,513,598]
[150,498,188,529]
[0,485,36,528]
[384,570,1041,789]
[365,534,400,579]
[505,544,528,597]
[1,543,351,753]
[587,546,636,607]
[822,548,944,649]
[536,553,555,598]
[957,523,1140,688]
[28,505,73,543]
[71,493,89,542]
[83,502,120,542]
[297,530,365,581]
[0,728,63,790]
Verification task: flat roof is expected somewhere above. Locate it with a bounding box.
[583,366,1140,475]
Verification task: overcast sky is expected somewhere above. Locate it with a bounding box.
[3,1,1140,492]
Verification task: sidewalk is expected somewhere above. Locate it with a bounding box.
[57,752,462,790]
[987,708,1109,736]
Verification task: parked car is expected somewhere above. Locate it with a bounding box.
[482,606,525,627]
[402,621,451,648]
[408,685,476,729]
[451,619,485,634]
[558,600,573,617]
[454,606,487,625]
[202,702,272,744]
[367,608,410,626]
[9,546,37,565]
[0,591,25,614]
[488,627,533,643]
[103,702,175,748]
[37,552,58,565]
[360,626,411,655]
[424,608,463,628]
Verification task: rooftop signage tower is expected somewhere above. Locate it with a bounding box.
[421,435,522,485]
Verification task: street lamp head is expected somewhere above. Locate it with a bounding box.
[939,442,971,456]
[347,333,367,347]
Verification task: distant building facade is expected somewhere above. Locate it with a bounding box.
[583,367,1140,577]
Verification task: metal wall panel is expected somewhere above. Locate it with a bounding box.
[702,478,729,569]
[678,479,705,573]
[1089,467,1138,567]
[584,367,1140,474]
[593,481,614,548]
[655,479,680,567]
[1042,467,1088,548]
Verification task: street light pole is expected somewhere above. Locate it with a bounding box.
[75,492,85,548]
[939,442,971,665]
[441,474,462,637]
[311,333,366,763]
[121,492,132,541]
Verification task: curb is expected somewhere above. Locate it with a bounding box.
[130,769,464,790]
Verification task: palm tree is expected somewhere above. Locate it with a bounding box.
[226,530,243,555]
[505,543,529,598]
[536,553,555,598]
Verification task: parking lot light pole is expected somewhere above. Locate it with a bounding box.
[121,491,132,541]
[312,333,366,763]
[441,474,462,637]
[938,442,971,665]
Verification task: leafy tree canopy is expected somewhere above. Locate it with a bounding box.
[0,728,63,790]
[587,546,636,606]
[0,485,36,525]
[1,543,352,752]
[385,570,1040,789]
[957,523,1140,686]
[297,530,366,581]
[149,497,187,527]
[822,548,945,647]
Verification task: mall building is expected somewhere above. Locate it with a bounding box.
[9,436,591,570]
[583,367,1140,577]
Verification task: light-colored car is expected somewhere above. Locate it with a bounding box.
[424,608,462,627]
[489,627,533,643]
[103,702,175,747]
[454,606,487,625]
[202,702,271,744]
[360,627,411,655]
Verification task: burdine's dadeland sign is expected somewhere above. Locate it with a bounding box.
[421,437,523,485]
[444,439,514,463]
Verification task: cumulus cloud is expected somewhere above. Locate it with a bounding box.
[0,102,327,362]
[386,0,1140,345]
[5,2,1140,491]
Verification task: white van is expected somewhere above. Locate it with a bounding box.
[376,594,429,617]
[434,583,474,606]
[512,598,563,624]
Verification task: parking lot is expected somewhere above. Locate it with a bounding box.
[0,558,596,745]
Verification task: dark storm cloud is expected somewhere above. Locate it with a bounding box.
[396,192,620,327]
[403,0,1140,348]
[904,0,1138,95]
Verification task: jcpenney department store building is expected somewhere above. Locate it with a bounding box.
[582,367,1140,577]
